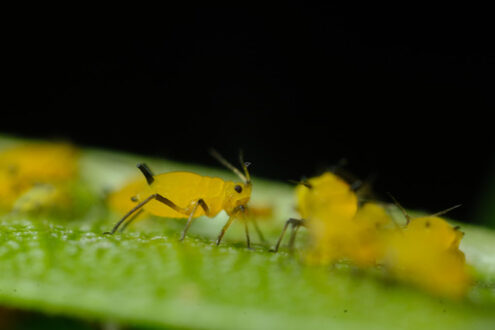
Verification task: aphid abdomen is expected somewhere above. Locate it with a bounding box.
[142,172,225,219]
[198,176,226,216]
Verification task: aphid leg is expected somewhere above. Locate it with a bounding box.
[270,219,291,252]
[270,218,304,252]
[180,203,200,241]
[104,194,157,235]
[244,220,252,249]
[119,209,145,233]
[105,193,188,235]
[216,214,236,246]
[153,194,186,213]
[251,218,267,243]
[288,222,303,253]
[179,199,209,241]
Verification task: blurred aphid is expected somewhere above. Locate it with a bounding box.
[383,202,470,299]
[0,142,79,211]
[0,142,79,183]
[272,172,358,252]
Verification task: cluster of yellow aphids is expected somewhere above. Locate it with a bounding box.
[0,142,470,300]
[272,172,471,299]
[0,142,79,214]
[103,150,470,299]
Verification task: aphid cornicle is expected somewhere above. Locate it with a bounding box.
[104,150,254,247]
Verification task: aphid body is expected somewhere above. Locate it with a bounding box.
[0,142,79,184]
[382,203,470,299]
[272,172,358,252]
[0,142,79,211]
[106,151,254,247]
[137,171,251,218]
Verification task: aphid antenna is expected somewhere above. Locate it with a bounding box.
[209,148,248,184]
[428,204,462,218]
[238,149,252,184]
[387,192,411,225]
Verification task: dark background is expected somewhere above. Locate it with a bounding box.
[4,5,494,224]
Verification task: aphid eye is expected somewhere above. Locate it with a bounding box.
[234,185,243,193]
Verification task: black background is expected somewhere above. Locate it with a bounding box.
[4,4,494,223]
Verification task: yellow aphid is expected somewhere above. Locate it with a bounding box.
[384,220,470,299]
[105,151,255,247]
[0,142,79,211]
[0,143,79,184]
[272,172,358,252]
[380,199,470,299]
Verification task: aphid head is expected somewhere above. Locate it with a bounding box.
[407,216,464,250]
[224,181,253,215]
[209,149,253,215]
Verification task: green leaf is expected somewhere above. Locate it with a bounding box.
[0,136,494,330]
